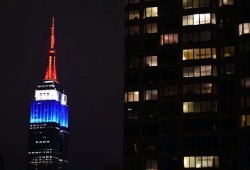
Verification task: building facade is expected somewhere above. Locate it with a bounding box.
[124,0,250,169]
[27,17,69,170]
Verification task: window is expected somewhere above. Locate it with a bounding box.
[183,83,216,95]
[144,56,157,67]
[241,77,250,88]
[183,0,210,9]
[184,156,219,168]
[219,0,234,6]
[182,13,216,26]
[146,160,158,170]
[183,48,216,60]
[241,96,250,108]
[239,23,250,35]
[222,46,235,57]
[163,85,178,96]
[221,64,235,75]
[145,23,157,33]
[126,41,140,53]
[128,10,140,20]
[183,65,217,77]
[161,33,178,45]
[144,7,158,18]
[124,91,139,102]
[145,90,158,100]
[125,0,139,5]
[127,58,139,69]
[241,115,250,127]
[183,31,211,43]
[239,41,250,52]
[144,107,158,119]
[126,25,140,36]
[183,101,217,113]
[127,108,139,120]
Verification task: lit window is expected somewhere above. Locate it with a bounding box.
[183,48,216,60]
[183,101,217,113]
[160,33,178,45]
[145,90,158,100]
[146,160,158,170]
[124,91,139,102]
[183,65,217,77]
[144,7,158,18]
[184,156,219,168]
[145,23,157,33]
[241,115,250,127]
[239,23,250,35]
[128,10,140,20]
[144,56,157,67]
[219,0,234,6]
[182,13,216,26]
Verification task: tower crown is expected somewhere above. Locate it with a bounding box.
[44,17,58,83]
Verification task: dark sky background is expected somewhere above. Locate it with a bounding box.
[0,0,124,169]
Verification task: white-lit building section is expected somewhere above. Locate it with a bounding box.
[34,81,67,106]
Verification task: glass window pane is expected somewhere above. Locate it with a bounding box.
[194,66,200,77]
[134,91,139,101]
[194,14,199,25]
[196,156,202,168]
[190,157,195,168]
[207,156,213,167]
[183,102,189,113]
[151,7,158,17]
[183,67,189,77]
[151,56,158,66]
[194,49,200,59]
[183,16,188,26]
[188,15,194,25]
[184,157,190,168]
[189,102,194,112]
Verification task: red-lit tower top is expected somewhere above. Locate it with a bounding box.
[44,16,58,83]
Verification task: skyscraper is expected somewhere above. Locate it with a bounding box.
[124,0,250,170]
[27,17,69,170]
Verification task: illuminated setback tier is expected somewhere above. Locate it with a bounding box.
[30,80,68,128]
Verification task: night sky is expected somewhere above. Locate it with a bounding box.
[0,0,124,169]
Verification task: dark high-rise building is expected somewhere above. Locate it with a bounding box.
[27,17,69,170]
[124,0,250,170]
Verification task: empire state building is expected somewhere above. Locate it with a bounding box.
[27,17,69,170]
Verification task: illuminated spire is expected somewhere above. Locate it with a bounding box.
[50,16,55,50]
[44,16,58,83]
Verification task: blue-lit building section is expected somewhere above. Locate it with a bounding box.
[60,105,69,128]
[30,100,68,128]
